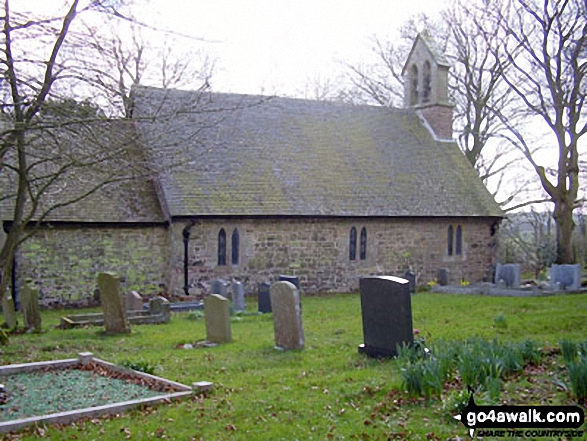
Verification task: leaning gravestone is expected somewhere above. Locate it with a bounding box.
[358,276,413,357]
[211,279,228,296]
[550,264,581,291]
[98,272,130,334]
[270,281,304,350]
[437,268,449,286]
[258,282,272,313]
[126,291,143,311]
[495,263,521,288]
[232,281,246,312]
[21,282,41,332]
[205,294,232,343]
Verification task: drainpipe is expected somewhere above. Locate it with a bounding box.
[182,219,196,296]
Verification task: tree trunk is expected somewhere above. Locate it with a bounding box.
[553,199,576,264]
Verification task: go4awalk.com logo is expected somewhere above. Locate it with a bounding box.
[453,392,585,438]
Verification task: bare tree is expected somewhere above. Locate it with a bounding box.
[342,6,522,208]
[0,0,216,327]
[483,0,586,263]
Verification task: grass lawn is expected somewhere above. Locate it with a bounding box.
[1,292,586,440]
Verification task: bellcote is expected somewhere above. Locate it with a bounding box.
[402,31,453,140]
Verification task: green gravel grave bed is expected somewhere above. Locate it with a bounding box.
[0,368,165,422]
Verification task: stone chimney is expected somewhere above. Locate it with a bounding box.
[402,31,454,141]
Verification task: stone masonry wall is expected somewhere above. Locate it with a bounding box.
[171,217,497,296]
[15,225,170,307]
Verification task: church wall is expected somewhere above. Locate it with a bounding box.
[171,217,498,297]
[15,225,170,307]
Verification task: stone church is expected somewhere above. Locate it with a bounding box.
[1,32,503,306]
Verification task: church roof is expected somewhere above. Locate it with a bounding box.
[131,86,503,218]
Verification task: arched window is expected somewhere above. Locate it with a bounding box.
[360,227,367,260]
[410,65,419,106]
[456,225,463,256]
[422,61,432,103]
[231,228,240,265]
[218,228,226,266]
[349,227,357,261]
[447,225,454,256]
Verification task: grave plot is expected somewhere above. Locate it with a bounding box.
[0,352,196,434]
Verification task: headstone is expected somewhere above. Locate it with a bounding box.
[278,275,300,290]
[403,270,416,294]
[21,282,41,332]
[270,281,304,350]
[211,279,228,296]
[437,268,449,286]
[149,296,171,323]
[126,291,143,311]
[258,282,272,313]
[358,276,413,357]
[231,281,246,312]
[98,272,130,334]
[549,264,581,291]
[494,263,521,288]
[205,294,232,343]
[1,293,17,329]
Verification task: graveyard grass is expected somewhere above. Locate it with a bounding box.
[1,292,587,440]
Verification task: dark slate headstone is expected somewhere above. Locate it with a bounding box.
[211,279,228,296]
[495,263,521,288]
[278,275,300,290]
[403,270,416,294]
[358,276,413,358]
[258,282,272,313]
[549,264,581,290]
[437,268,449,286]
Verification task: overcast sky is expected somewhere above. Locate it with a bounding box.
[134,0,450,96]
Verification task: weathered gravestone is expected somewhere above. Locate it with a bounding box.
[437,268,449,286]
[1,293,17,329]
[258,282,272,313]
[211,279,229,296]
[98,272,130,334]
[126,291,143,311]
[494,263,521,288]
[232,281,246,312]
[550,264,581,291]
[205,294,232,343]
[21,282,41,332]
[149,296,171,323]
[270,281,304,350]
[358,276,413,357]
[404,270,416,294]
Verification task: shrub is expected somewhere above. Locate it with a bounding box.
[119,359,157,375]
[567,357,587,402]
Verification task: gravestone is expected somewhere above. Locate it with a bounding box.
[98,272,130,334]
[149,296,171,323]
[21,282,41,332]
[126,291,143,311]
[358,276,413,357]
[211,279,228,296]
[258,282,272,313]
[494,263,521,288]
[549,264,581,291]
[403,270,416,294]
[231,281,246,312]
[278,275,300,290]
[437,268,449,286]
[1,294,17,329]
[205,294,232,343]
[270,281,304,350]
